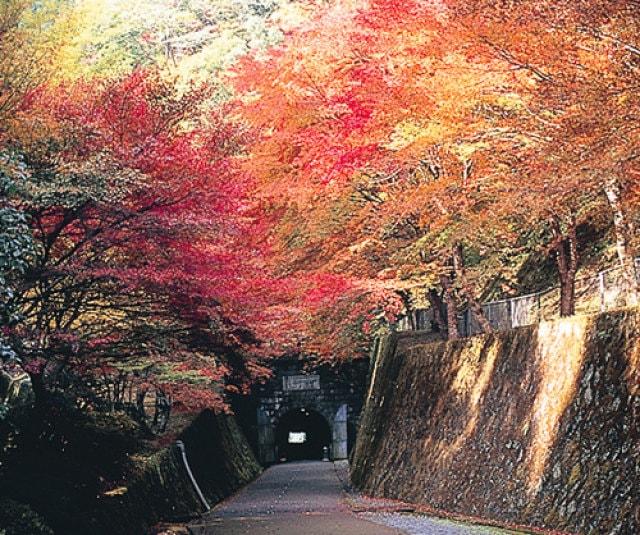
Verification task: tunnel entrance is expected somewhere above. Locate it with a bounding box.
[275,408,331,462]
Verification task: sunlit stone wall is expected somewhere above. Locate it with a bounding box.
[351,310,640,535]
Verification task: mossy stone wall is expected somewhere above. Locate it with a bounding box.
[351,310,640,534]
[94,411,261,534]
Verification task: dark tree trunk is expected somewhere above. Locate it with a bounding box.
[136,389,148,420]
[551,217,579,317]
[28,372,48,409]
[398,290,416,331]
[559,278,576,317]
[440,273,460,340]
[452,243,492,333]
[427,288,447,337]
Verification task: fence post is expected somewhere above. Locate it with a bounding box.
[537,292,542,322]
[598,271,606,312]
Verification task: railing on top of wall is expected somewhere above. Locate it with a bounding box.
[396,258,640,337]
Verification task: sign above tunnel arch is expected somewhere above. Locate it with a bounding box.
[282,374,320,391]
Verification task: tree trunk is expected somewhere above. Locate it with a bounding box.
[559,275,576,317]
[136,388,148,419]
[452,243,492,333]
[440,273,460,340]
[603,176,638,306]
[427,288,447,337]
[398,290,416,331]
[28,371,49,410]
[551,217,578,317]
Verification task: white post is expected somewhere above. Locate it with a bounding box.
[257,407,275,464]
[332,404,348,460]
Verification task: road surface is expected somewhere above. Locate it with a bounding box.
[189,461,402,534]
[188,461,523,535]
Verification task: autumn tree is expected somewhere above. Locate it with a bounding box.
[5,0,640,393]
[1,71,277,413]
[0,0,76,123]
[45,0,321,89]
[232,0,533,342]
[448,0,640,305]
[0,153,36,361]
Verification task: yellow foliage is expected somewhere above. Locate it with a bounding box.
[40,0,320,87]
[0,0,76,121]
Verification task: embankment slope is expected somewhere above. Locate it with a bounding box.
[97,410,261,534]
[352,310,639,534]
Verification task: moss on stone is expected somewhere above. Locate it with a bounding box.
[567,464,581,487]
[352,309,640,535]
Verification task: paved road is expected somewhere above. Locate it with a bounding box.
[188,461,524,535]
[189,461,403,535]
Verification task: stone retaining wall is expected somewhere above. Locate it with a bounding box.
[95,411,261,534]
[351,310,640,534]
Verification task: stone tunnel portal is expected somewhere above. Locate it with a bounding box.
[274,407,331,461]
[253,357,368,465]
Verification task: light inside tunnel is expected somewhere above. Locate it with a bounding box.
[288,431,307,444]
[276,408,331,461]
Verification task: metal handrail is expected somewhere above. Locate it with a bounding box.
[176,440,211,512]
[396,257,640,334]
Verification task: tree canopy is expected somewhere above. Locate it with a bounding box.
[1,0,639,413]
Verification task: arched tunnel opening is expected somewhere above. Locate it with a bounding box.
[275,408,331,462]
